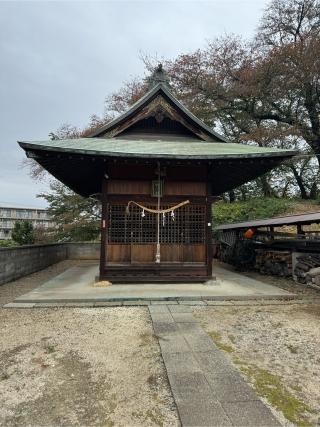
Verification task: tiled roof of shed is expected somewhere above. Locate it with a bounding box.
[216,211,320,230]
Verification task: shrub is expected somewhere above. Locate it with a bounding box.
[0,239,16,248]
[11,221,35,245]
[213,198,293,227]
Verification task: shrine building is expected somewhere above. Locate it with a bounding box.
[19,65,296,282]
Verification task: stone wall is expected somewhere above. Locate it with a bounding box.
[0,242,100,286]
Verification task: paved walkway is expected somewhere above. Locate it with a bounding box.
[149,305,281,427]
[9,264,295,305]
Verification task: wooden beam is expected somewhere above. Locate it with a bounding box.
[105,194,216,203]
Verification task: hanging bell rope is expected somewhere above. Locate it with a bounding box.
[125,199,190,216]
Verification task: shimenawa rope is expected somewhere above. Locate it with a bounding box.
[125,200,190,215]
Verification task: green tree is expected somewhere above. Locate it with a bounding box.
[38,181,101,242]
[11,221,35,245]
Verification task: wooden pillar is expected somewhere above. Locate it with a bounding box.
[270,226,274,240]
[206,166,213,278]
[206,197,213,278]
[99,178,108,280]
[297,224,304,236]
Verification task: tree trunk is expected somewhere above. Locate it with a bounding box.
[309,181,318,199]
[290,165,309,199]
[260,176,275,198]
[228,190,236,203]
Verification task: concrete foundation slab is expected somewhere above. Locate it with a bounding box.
[14,263,295,304]
[4,302,36,308]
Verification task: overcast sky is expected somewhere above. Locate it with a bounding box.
[0,0,268,208]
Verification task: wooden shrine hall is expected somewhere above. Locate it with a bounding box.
[19,65,296,282]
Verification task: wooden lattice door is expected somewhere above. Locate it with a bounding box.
[107,203,206,264]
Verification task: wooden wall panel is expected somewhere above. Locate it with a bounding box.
[160,244,182,262]
[107,244,130,263]
[183,244,206,262]
[131,244,155,263]
[108,180,206,196]
[108,180,151,195]
[165,182,206,196]
[107,164,207,182]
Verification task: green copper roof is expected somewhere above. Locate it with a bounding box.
[19,138,297,160]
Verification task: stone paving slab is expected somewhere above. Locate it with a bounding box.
[152,322,178,335]
[57,302,94,307]
[222,401,280,426]
[151,300,179,305]
[177,399,232,427]
[162,352,202,374]
[169,371,213,398]
[149,312,175,323]
[177,323,217,352]
[122,300,150,306]
[170,312,197,323]
[149,305,171,314]
[193,350,235,374]
[206,371,260,403]
[178,300,207,305]
[156,333,191,355]
[149,305,281,427]
[94,301,123,307]
[168,305,193,313]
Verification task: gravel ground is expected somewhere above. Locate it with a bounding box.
[0,262,179,427]
[0,307,179,427]
[194,304,320,426]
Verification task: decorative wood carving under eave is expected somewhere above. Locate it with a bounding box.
[100,95,213,141]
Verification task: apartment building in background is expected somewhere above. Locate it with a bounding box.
[0,205,53,240]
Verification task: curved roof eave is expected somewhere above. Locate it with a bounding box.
[18,139,298,160]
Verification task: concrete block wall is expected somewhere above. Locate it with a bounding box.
[0,243,67,286]
[0,242,100,286]
[66,242,100,260]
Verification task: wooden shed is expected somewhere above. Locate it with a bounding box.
[19,65,296,282]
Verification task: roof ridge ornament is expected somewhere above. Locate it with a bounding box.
[146,63,170,89]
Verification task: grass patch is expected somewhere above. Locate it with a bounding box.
[0,372,9,381]
[208,331,234,353]
[228,334,236,344]
[239,363,314,426]
[45,345,56,354]
[132,409,165,427]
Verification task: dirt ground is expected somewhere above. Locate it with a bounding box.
[0,262,179,427]
[0,306,179,427]
[243,269,320,298]
[2,260,320,426]
[194,304,320,426]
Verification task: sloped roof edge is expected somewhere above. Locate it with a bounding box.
[89,83,228,142]
[18,138,297,160]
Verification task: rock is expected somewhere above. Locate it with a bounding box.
[313,275,320,286]
[307,267,320,278]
